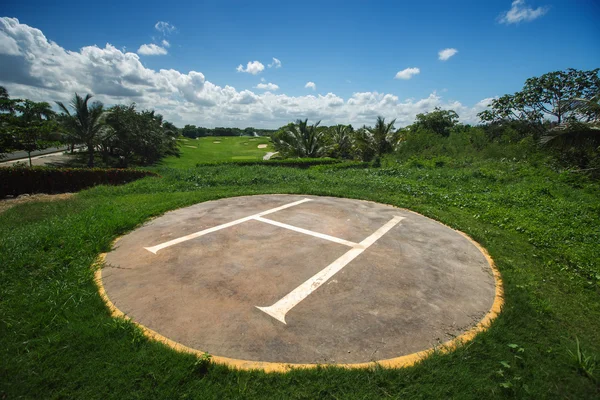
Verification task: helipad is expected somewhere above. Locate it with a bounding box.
[98,195,502,370]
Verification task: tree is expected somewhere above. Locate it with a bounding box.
[540,94,600,171]
[412,107,459,137]
[182,124,199,138]
[328,124,353,159]
[0,86,16,158]
[351,126,376,161]
[273,119,327,158]
[478,68,600,128]
[366,116,398,156]
[12,100,58,166]
[56,93,110,167]
[0,87,58,164]
[105,104,179,166]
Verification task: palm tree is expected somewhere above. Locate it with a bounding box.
[274,119,327,158]
[0,86,16,114]
[329,124,352,158]
[365,116,398,157]
[56,93,109,167]
[18,100,55,123]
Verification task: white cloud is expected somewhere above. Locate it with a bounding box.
[255,82,279,91]
[438,48,458,61]
[161,39,170,48]
[0,29,20,55]
[155,21,176,34]
[394,67,420,80]
[0,17,491,128]
[305,81,316,90]
[137,43,168,55]
[268,57,282,68]
[236,61,265,75]
[499,0,549,24]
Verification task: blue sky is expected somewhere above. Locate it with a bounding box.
[1,0,599,128]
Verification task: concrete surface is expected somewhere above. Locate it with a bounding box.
[0,148,82,167]
[1,146,71,162]
[102,195,496,364]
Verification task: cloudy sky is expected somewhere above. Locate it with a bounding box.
[1,0,598,128]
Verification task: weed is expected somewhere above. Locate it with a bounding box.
[568,337,598,384]
[193,352,212,376]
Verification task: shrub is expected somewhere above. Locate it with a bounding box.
[0,166,158,198]
[195,158,342,169]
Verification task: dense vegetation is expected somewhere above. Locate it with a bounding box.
[1,91,179,168]
[270,69,599,177]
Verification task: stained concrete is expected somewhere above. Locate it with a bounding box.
[102,195,496,364]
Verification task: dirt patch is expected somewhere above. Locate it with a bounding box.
[258,144,268,149]
[0,193,74,214]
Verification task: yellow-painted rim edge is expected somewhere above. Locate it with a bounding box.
[93,206,504,373]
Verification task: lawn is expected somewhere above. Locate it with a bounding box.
[1,153,599,398]
[162,136,274,167]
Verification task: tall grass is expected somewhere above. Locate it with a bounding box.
[1,153,599,398]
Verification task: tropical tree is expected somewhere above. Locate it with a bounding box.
[412,107,459,137]
[367,116,398,156]
[328,124,353,159]
[0,87,58,164]
[478,68,600,130]
[0,86,15,158]
[104,104,179,166]
[273,119,327,158]
[56,93,110,167]
[351,126,376,161]
[540,94,600,170]
[12,100,58,166]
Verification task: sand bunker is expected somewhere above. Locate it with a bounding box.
[213,141,221,144]
[258,144,268,149]
[185,145,197,148]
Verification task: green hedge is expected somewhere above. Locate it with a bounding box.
[195,158,343,168]
[0,167,158,198]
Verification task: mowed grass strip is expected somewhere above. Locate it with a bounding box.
[1,158,599,398]
[163,136,273,167]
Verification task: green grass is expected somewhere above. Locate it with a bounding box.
[163,136,273,167]
[1,154,599,398]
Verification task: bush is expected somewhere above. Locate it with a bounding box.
[394,126,544,164]
[0,166,158,198]
[195,158,342,169]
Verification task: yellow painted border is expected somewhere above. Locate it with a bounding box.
[93,200,504,373]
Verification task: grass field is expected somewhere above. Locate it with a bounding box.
[162,136,274,168]
[1,149,599,398]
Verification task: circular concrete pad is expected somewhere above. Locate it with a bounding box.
[102,195,497,365]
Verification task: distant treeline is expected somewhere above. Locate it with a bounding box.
[181,125,276,138]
